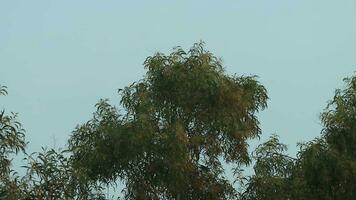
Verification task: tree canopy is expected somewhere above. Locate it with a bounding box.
[0,44,355,199]
[68,43,268,199]
[0,85,26,199]
[242,76,356,200]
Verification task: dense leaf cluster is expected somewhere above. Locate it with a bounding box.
[242,76,356,200]
[0,44,355,199]
[69,43,268,199]
[0,86,104,199]
[0,85,26,199]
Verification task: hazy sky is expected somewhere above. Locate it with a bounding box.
[1,0,355,159]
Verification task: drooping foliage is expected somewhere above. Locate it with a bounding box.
[295,76,356,199]
[0,86,105,200]
[1,47,354,200]
[21,148,106,199]
[321,76,356,159]
[68,43,268,199]
[241,135,295,200]
[242,75,356,200]
[0,85,26,199]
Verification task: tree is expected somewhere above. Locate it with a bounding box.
[295,76,356,199]
[0,85,26,199]
[322,76,356,160]
[68,43,268,199]
[242,75,356,200]
[0,85,107,200]
[1,48,354,200]
[21,148,106,200]
[241,135,295,200]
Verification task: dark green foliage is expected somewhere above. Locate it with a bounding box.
[21,148,106,199]
[0,85,26,199]
[23,148,73,199]
[295,76,356,199]
[0,86,26,176]
[0,86,105,199]
[242,75,356,200]
[1,48,354,200]
[69,43,268,199]
[241,135,295,200]
[321,76,356,160]
[0,110,26,177]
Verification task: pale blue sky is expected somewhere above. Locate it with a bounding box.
[1,0,355,160]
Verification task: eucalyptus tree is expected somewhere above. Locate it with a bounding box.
[242,75,356,200]
[241,135,295,200]
[0,85,26,199]
[0,85,106,200]
[22,148,106,200]
[69,43,268,199]
[295,76,356,200]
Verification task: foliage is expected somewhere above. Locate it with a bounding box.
[21,148,106,199]
[0,86,105,200]
[1,48,355,200]
[321,76,356,160]
[242,75,356,200]
[69,43,268,199]
[294,76,356,199]
[0,85,26,199]
[241,135,295,200]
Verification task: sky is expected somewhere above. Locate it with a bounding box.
[1,0,355,174]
